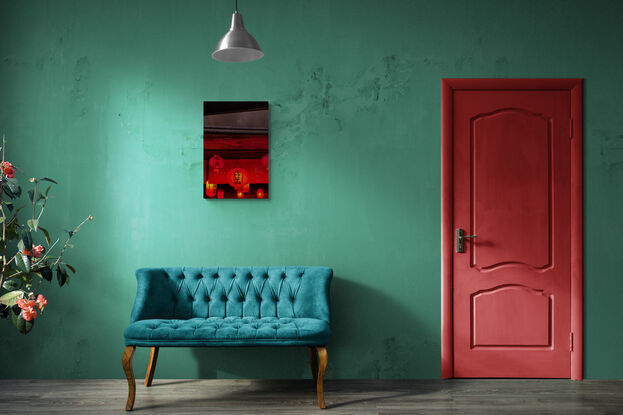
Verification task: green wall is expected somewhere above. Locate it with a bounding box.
[0,0,622,379]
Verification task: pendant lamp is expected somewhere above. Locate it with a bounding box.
[212,0,263,62]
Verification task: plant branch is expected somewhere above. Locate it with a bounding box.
[52,215,93,267]
[36,201,46,222]
[0,203,5,289]
[32,181,37,219]
[30,238,59,268]
[6,270,21,279]
[5,212,18,228]
[0,135,6,289]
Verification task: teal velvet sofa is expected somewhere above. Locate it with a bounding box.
[122,266,333,410]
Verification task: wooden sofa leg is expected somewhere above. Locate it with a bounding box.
[144,347,159,387]
[316,346,328,409]
[122,346,136,411]
[308,346,318,384]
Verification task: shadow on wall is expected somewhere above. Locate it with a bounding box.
[191,276,437,379]
[330,276,438,378]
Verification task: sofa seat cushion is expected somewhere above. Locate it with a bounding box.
[124,316,331,347]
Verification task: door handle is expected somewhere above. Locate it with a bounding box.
[456,228,477,253]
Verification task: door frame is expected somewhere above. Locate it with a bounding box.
[441,78,583,380]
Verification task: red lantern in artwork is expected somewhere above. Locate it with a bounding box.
[217,189,224,199]
[261,153,269,170]
[227,167,249,189]
[236,190,244,199]
[242,183,250,193]
[256,188,265,199]
[209,155,224,173]
[205,182,217,198]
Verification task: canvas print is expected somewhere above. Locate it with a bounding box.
[204,101,269,199]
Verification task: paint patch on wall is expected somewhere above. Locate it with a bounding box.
[204,102,269,199]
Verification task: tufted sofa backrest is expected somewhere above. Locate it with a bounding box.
[130,267,333,323]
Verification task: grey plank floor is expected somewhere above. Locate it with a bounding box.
[0,379,622,414]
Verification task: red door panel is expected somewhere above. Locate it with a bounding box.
[472,285,551,347]
[452,89,571,378]
[471,109,551,270]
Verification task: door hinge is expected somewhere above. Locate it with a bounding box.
[570,332,574,351]
[570,118,573,139]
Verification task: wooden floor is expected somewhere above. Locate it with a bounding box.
[1,379,622,414]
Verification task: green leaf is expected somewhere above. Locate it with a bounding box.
[15,253,31,273]
[4,201,13,212]
[27,188,41,203]
[0,217,4,224]
[39,267,53,282]
[5,178,21,197]
[56,265,68,287]
[40,177,58,184]
[17,239,25,252]
[38,226,51,245]
[64,264,76,273]
[2,279,21,291]
[6,225,19,240]
[2,183,16,199]
[11,312,34,334]
[0,290,24,306]
[27,218,39,232]
[20,228,33,250]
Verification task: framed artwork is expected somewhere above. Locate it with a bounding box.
[203,101,269,199]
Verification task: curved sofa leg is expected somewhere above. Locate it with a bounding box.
[122,346,136,411]
[144,347,159,387]
[308,346,318,384]
[316,346,328,409]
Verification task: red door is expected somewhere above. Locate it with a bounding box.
[444,79,582,378]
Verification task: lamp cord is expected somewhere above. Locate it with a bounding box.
[235,0,238,12]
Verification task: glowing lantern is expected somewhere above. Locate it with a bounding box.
[209,155,224,173]
[242,183,250,193]
[256,188,265,199]
[205,182,217,198]
[261,154,268,170]
[237,190,244,199]
[217,189,224,199]
[227,167,249,189]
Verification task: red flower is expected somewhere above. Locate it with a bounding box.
[32,245,44,258]
[1,161,15,178]
[22,249,32,256]
[16,298,36,309]
[21,306,37,321]
[16,297,39,320]
[36,294,47,310]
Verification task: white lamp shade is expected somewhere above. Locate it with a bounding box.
[213,12,264,62]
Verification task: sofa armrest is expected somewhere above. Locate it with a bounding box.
[130,268,177,322]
